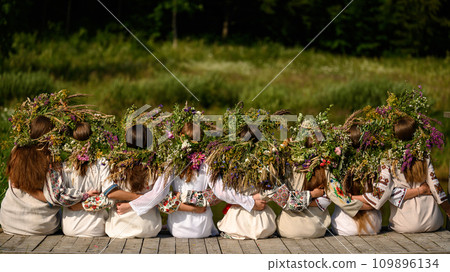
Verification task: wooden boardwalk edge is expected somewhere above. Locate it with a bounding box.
[0,228,449,254]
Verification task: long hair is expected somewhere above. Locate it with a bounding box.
[6,116,53,193]
[304,166,327,191]
[112,124,151,193]
[345,177,376,235]
[394,116,428,183]
[72,122,92,176]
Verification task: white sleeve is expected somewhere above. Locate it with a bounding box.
[315,196,331,212]
[363,162,394,210]
[389,187,407,208]
[208,178,255,212]
[426,159,448,204]
[130,174,172,216]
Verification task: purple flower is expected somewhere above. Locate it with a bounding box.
[167,132,174,139]
[71,115,76,121]
[159,104,163,108]
[418,85,422,89]
[8,117,12,122]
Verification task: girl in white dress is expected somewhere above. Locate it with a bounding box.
[60,122,113,237]
[352,116,450,233]
[0,116,95,235]
[386,116,450,233]
[105,124,163,238]
[331,124,382,236]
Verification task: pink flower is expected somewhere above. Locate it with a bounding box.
[167,132,174,139]
[334,147,341,156]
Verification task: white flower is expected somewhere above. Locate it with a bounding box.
[181,140,191,150]
[263,150,270,155]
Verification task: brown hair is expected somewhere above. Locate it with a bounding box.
[181,122,203,140]
[394,116,427,183]
[394,116,416,141]
[112,124,150,192]
[126,124,152,149]
[7,116,53,193]
[72,122,92,176]
[344,176,376,235]
[349,124,361,148]
[403,159,428,184]
[304,166,327,191]
[304,136,314,148]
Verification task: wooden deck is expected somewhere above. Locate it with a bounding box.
[1,228,449,254]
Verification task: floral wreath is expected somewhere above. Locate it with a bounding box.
[106,105,167,184]
[374,87,443,171]
[9,90,107,162]
[288,106,350,183]
[161,103,213,183]
[205,103,289,193]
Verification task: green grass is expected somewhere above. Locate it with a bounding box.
[1,32,449,212]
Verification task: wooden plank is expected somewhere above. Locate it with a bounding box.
[280,238,305,254]
[444,112,450,118]
[239,239,261,254]
[344,236,377,254]
[175,238,189,254]
[434,230,450,239]
[383,232,425,253]
[419,232,450,252]
[51,236,78,253]
[324,236,358,254]
[0,232,13,247]
[69,237,93,254]
[218,238,243,254]
[0,235,27,253]
[87,237,110,254]
[361,234,407,253]
[256,238,290,254]
[204,237,221,254]
[122,238,143,254]
[141,238,160,254]
[14,235,46,253]
[189,238,207,254]
[159,237,175,254]
[33,235,63,253]
[403,233,445,252]
[310,237,337,254]
[294,239,321,254]
[102,238,126,254]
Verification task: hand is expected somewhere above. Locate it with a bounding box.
[252,199,267,211]
[86,190,100,197]
[418,183,432,195]
[310,188,324,198]
[116,202,132,215]
[68,202,84,211]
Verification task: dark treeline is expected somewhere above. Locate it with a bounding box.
[1,0,449,57]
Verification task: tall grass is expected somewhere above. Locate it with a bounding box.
[1,32,449,183]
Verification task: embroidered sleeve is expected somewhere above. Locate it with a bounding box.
[43,169,84,207]
[181,188,221,207]
[362,163,394,210]
[269,184,312,211]
[327,174,363,217]
[130,174,172,216]
[426,159,448,204]
[82,193,114,211]
[285,190,311,211]
[315,195,331,212]
[158,191,181,214]
[389,187,407,208]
